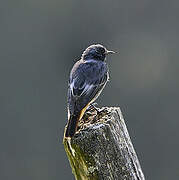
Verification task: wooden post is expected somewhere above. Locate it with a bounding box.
[63,107,145,180]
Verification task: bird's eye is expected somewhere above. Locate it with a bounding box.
[100,48,105,54]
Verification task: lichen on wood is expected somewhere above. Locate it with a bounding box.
[63,107,145,180]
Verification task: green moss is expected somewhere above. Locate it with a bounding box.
[63,137,98,180]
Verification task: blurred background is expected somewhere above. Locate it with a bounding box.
[0,0,179,179]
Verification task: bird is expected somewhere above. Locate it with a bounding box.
[65,44,115,138]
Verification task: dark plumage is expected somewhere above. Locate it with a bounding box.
[65,44,115,138]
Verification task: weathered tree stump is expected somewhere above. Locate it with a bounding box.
[63,107,145,180]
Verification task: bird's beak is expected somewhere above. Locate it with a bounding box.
[105,50,116,55]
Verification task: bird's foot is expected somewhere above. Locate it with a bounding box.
[88,103,102,115]
[86,103,99,111]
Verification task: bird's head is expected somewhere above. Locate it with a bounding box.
[82,44,115,61]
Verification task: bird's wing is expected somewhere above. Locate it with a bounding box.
[68,60,108,113]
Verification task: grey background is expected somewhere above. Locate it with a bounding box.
[0,0,179,179]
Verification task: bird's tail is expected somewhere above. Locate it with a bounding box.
[65,113,80,138]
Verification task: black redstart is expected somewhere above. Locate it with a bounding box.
[65,44,115,137]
